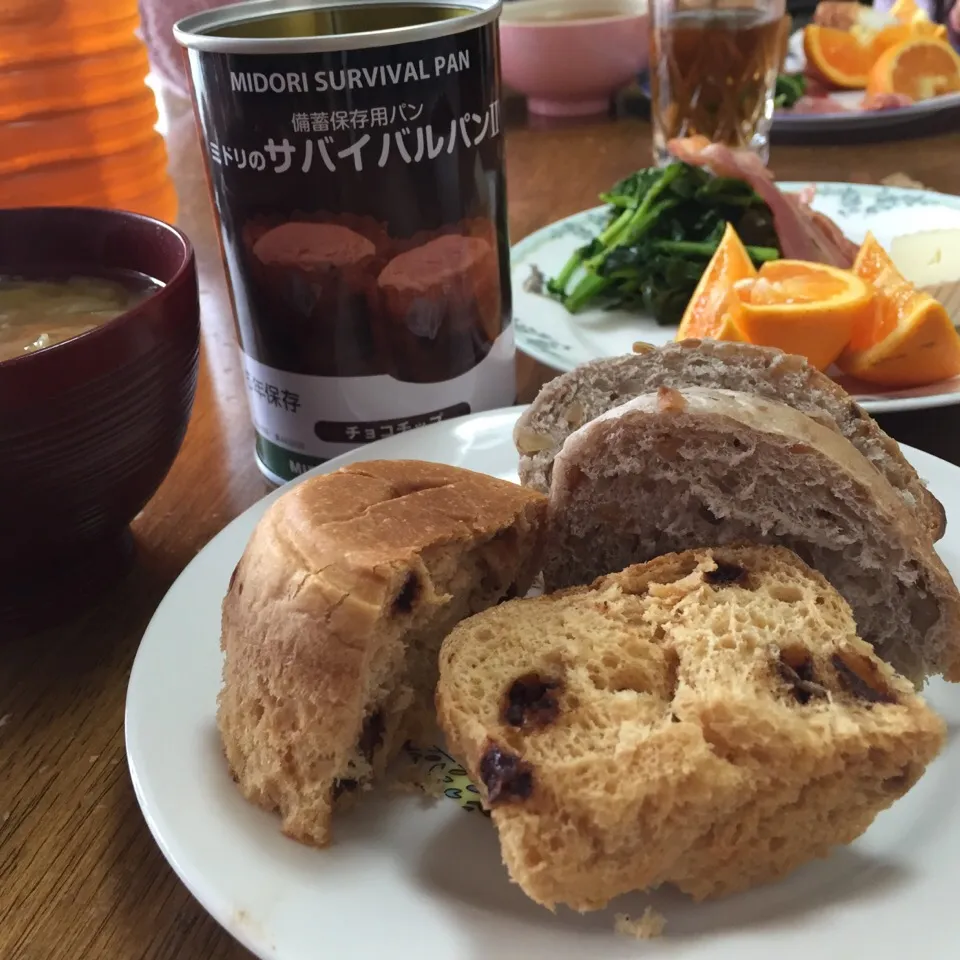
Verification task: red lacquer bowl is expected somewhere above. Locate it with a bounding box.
[0,207,199,637]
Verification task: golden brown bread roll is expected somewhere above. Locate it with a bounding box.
[218,459,547,846]
[437,546,945,911]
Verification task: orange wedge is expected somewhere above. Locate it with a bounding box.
[871,23,949,63]
[890,0,945,31]
[911,20,948,40]
[804,24,881,88]
[886,0,948,39]
[838,233,960,387]
[866,36,960,99]
[891,0,921,21]
[873,24,914,56]
[730,260,876,371]
[676,223,753,343]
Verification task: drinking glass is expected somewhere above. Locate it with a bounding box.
[648,0,788,166]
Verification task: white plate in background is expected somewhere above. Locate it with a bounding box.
[512,182,960,413]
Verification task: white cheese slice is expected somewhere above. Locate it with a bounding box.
[889,229,960,324]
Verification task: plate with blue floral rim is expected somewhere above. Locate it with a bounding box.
[126,407,960,960]
[776,29,960,134]
[637,49,960,134]
[511,181,960,414]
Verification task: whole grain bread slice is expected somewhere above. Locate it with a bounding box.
[515,340,945,541]
[437,546,945,911]
[219,460,547,847]
[543,386,960,684]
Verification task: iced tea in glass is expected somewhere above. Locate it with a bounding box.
[649,0,788,165]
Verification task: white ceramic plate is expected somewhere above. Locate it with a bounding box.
[127,407,960,960]
[777,29,960,132]
[512,181,960,413]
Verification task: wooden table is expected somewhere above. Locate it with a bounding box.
[3,86,960,960]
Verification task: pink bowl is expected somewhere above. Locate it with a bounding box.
[500,2,650,117]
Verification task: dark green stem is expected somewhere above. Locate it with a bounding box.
[564,273,611,314]
[597,206,636,246]
[745,245,781,262]
[547,253,583,298]
[654,239,779,262]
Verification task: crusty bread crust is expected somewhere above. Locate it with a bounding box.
[514,340,946,541]
[219,460,547,846]
[437,546,946,911]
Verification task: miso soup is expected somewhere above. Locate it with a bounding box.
[0,269,161,363]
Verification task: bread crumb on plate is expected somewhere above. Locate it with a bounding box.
[880,172,925,190]
[615,907,666,940]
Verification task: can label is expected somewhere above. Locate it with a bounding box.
[243,323,514,477]
[185,11,515,481]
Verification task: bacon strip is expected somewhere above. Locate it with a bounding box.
[861,91,914,111]
[789,95,851,114]
[812,0,865,30]
[667,136,857,267]
[801,75,836,99]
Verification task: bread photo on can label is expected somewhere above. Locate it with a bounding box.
[541,385,960,685]
[373,226,503,383]
[514,339,946,542]
[437,546,946,912]
[218,459,547,847]
[243,213,391,378]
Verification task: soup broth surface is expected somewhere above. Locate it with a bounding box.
[0,269,161,363]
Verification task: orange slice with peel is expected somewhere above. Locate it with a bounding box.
[804,24,880,88]
[910,20,948,40]
[883,0,948,42]
[890,0,937,26]
[873,23,913,56]
[890,0,920,21]
[730,260,876,371]
[676,223,752,343]
[866,36,960,99]
[871,23,949,63]
[887,0,948,38]
[838,233,960,387]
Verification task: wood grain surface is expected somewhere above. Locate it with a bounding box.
[2,85,960,960]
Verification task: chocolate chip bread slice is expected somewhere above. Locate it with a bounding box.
[515,340,945,541]
[219,460,547,847]
[544,386,960,684]
[437,546,946,912]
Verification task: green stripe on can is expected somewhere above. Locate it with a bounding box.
[255,434,326,483]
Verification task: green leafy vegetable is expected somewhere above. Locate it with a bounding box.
[547,162,780,326]
[775,73,807,109]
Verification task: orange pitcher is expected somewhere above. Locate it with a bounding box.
[0,0,177,222]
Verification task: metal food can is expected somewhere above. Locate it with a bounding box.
[175,0,514,483]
